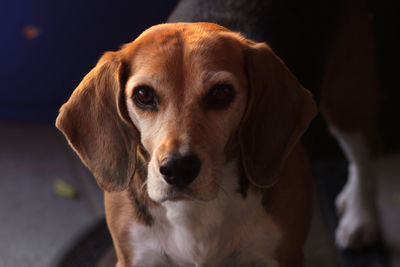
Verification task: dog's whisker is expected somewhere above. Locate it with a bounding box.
[216,182,229,198]
[140,180,148,193]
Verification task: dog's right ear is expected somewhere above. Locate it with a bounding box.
[239,41,317,188]
[56,52,138,192]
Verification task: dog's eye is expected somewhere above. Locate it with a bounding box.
[132,86,158,110]
[204,83,235,109]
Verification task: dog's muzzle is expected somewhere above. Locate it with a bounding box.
[159,154,201,188]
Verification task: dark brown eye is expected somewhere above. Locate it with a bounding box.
[133,85,158,110]
[203,83,235,109]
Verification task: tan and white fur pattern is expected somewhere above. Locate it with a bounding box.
[56,22,317,267]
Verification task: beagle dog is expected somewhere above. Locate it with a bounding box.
[56,23,317,266]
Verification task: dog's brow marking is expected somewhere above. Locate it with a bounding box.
[201,71,238,90]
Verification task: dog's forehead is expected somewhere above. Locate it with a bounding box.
[122,23,245,77]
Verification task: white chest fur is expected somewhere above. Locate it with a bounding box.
[130,162,281,267]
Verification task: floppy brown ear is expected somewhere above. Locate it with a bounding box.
[239,42,317,188]
[56,52,138,192]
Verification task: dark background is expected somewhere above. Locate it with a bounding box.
[0,0,178,123]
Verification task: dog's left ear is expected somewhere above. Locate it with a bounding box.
[239,42,317,188]
[56,52,138,192]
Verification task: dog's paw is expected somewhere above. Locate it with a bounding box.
[335,204,378,249]
[334,167,378,249]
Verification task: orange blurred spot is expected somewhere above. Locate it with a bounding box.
[24,25,39,40]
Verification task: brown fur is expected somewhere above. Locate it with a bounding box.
[320,0,381,156]
[241,42,317,187]
[55,52,139,192]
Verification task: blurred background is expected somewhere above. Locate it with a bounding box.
[0,0,399,267]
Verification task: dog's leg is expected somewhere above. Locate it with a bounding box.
[327,127,379,249]
[320,0,381,249]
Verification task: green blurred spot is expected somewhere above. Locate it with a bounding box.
[392,193,400,204]
[54,179,78,199]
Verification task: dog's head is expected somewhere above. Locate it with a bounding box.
[56,23,317,202]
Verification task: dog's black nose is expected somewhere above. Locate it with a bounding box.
[159,155,201,187]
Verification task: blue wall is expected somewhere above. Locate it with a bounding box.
[0,0,177,123]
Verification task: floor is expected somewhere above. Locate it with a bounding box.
[0,123,104,267]
[0,122,398,267]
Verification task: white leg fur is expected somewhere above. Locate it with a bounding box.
[329,126,378,249]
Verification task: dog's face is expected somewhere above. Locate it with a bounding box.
[56,23,317,203]
[124,24,248,202]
